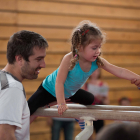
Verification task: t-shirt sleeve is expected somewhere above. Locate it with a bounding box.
[0,87,25,128]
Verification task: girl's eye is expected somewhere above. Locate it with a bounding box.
[92,48,96,50]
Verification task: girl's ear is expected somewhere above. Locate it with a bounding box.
[79,45,84,52]
[15,55,23,66]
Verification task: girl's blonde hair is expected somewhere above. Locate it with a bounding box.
[69,20,106,70]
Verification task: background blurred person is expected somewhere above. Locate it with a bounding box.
[117,97,131,124]
[118,97,139,124]
[95,123,140,140]
[119,97,131,106]
[47,117,75,140]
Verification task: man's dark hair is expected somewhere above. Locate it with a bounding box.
[95,123,140,140]
[7,30,48,64]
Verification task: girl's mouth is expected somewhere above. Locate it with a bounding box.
[93,56,97,59]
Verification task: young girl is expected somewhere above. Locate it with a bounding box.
[28,20,140,129]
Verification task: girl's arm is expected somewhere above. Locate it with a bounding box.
[131,79,140,87]
[100,58,140,80]
[55,52,72,115]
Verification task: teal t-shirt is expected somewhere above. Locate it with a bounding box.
[42,60,98,98]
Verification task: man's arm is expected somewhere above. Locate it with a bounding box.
[0,124,16,140]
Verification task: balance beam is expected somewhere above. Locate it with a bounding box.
[33,104,140,140]
[51,104,140,111]
[33,104,140,121]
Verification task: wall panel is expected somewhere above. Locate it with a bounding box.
[17,1,140,19]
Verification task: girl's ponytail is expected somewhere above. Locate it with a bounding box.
[69,30,81,70]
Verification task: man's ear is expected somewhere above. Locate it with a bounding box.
[15,55,23,66]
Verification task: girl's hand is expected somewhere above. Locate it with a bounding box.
[131,79,140,88]
[57,104,68,115]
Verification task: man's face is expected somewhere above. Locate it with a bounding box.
[21,47,46,80]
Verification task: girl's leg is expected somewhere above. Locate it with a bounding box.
[75,119,85,130]
[69,89,94,105]
[69,89,94,130]
[28,83,57,115]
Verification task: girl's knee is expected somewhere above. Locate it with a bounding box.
[85,96,94,105]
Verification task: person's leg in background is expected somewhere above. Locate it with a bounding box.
[51,119,63,140]
[63,121,75,140]
[93,120,104,133]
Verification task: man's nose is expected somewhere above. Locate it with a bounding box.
[40,60,46,68]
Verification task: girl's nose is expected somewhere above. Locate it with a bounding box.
[96,48,100,54]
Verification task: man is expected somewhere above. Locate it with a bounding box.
[0,30,48,140]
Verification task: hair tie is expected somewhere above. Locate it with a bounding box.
[82,29,89,36]
[77,29,81,32]
[74,54,77,58]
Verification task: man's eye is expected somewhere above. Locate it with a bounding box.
[37,59,41,61]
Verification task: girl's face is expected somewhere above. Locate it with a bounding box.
[79,39,102,62]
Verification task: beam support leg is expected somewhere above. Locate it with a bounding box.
[75,120,93,140]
